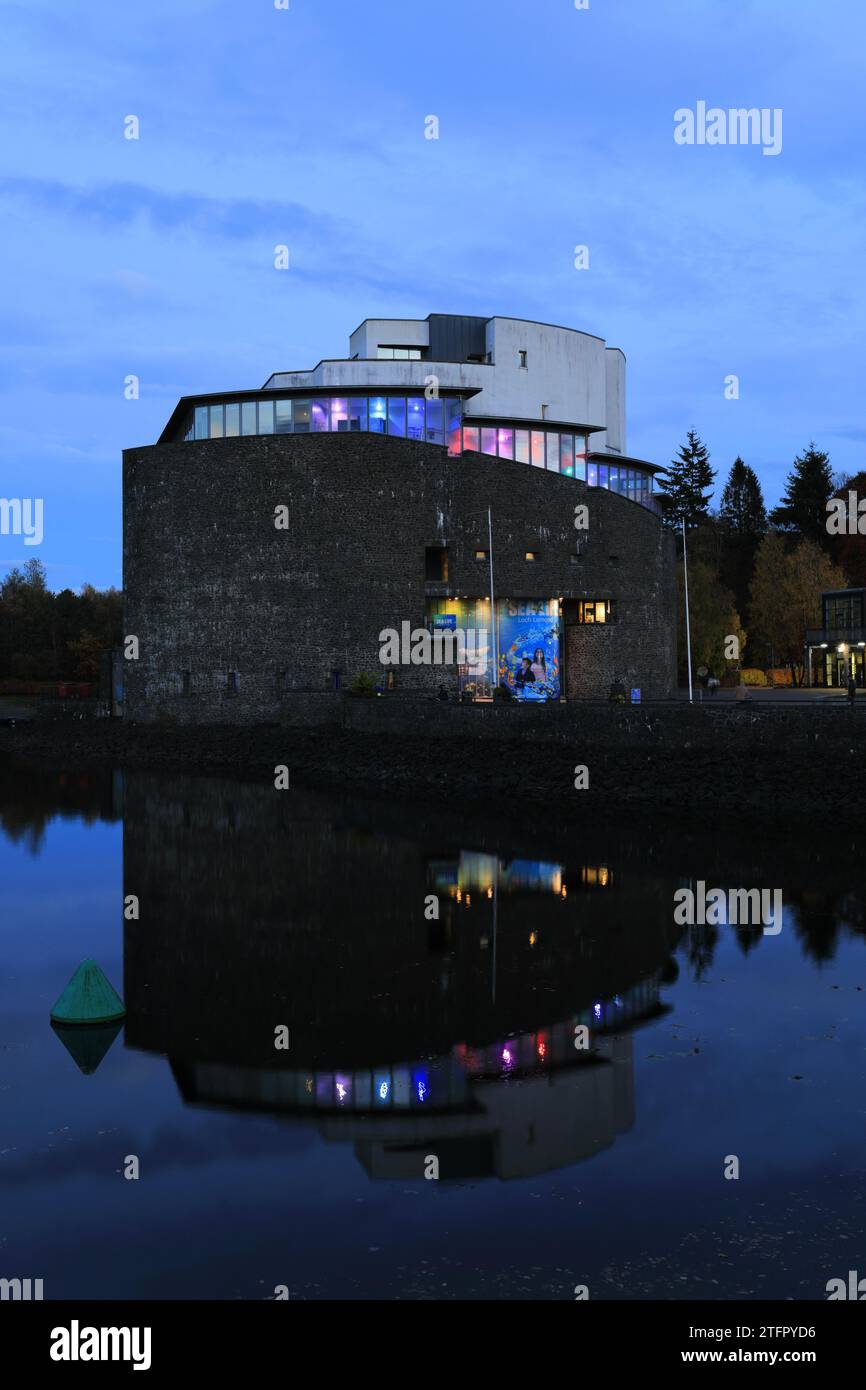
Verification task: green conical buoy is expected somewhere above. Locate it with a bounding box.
[50,959,126,1025]
[51,1019,123,1074]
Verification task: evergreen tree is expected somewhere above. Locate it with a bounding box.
[769,442,834,543]
[719,457,767,540]
[657,429,715,528]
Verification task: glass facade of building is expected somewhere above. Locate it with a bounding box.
[173,393,656,509]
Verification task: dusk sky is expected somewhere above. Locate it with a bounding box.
[1,0,864,591]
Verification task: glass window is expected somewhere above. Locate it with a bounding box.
[598,464,608,488]
[463,425,480,452]
[546,432,560,472]
[225,403,240,437]
[241,402,257,435]
[608,465,619,492]
[258,400,275,434]
[407,398,425,440]
[579,600,609,624]
[481,428,497,456]
[561,435,574,476]
[530,431,545,467]
[574,434,587,457]
[515,430,530,464]
[587,461,598,487]
[369,398,387,433]
[497,428,514,459]
[574,458,586,483]
[377,347,394,359]
[275,400,293,434]
[194,406,209,439]
[425,398,444,445]
[330,398,349,432]
[388,397,406,437]
[209,404,224,438]
[310,399,329,432]
[349,398,367,433]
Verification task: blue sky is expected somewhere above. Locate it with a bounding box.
[1,0,864,590]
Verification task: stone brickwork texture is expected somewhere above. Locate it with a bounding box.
[123,434,676,722]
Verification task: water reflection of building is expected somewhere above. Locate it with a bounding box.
[122,773,681,1178]
[172,987,660,1180]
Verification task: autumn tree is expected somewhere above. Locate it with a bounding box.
[749,532,847,684]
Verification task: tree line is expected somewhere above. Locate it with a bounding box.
[657,432,865,684]
[0,559,122,683]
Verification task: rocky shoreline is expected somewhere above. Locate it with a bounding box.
[1,707,864,826]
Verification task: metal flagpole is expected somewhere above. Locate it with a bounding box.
[487,507,498,696]
[682,517,694,704]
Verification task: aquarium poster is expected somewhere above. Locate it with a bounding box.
[497,602,561,701]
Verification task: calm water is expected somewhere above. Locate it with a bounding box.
[1,763,864,1301]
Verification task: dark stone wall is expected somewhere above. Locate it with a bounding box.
[123,433,676,723]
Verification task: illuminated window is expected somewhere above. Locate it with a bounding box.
[561,434,574,476]
[530,431,545,467]
[481,428,497,456]
[525,550,539,562]
[463,425,480,452]
[515,429,530,464]
[330,398,349,432]
[497,428,514,459]
[577,600,611,624]
[407,398,425,440]
[388,398,407,437]
[546,432,560,472]
[475,549,489,562]
[425,398,444,446]
[369,398,387,434]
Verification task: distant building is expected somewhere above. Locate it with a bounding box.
[805,588,866,687]
[123,314,676,720]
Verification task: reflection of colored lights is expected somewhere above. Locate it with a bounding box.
[529,931,537,946]
[561,886,567,899]
[593,1003,602,1019]
[456,889,462,903]
[487,886,493,899]
[379,1081,389,1100]
[502,1047,514,1069]
[465,893,471,906]
[305,1077,313,1093]
[417,1080,428,1102]
[336,1083,348,1102]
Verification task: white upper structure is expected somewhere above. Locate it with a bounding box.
[265,314,627,455]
